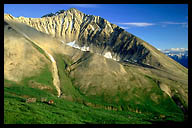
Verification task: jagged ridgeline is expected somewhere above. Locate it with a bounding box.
[4,8,188,123]
[41,10,65,18]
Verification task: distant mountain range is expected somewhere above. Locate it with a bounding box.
[159,48,188,68]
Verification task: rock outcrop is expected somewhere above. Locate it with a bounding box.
[4,8,174,69]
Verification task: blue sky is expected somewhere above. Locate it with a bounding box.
[4,4,188,50]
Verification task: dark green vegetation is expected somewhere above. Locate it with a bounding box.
[4,54,185,124]
[4,80,184,124]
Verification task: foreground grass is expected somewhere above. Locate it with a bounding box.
[4,76,184,124]
[4,80,152,124]
[4,54,185,124]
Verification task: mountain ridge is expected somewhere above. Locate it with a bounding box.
[4,8,188,123]
[4,9,187,73]
[159,48,188,68]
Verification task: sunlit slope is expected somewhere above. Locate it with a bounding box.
[5,11,187,108]
[4,20,87,99]
[4,21,51,82]
[4,8,188,123]
[4,9,188,75]
[66,52,187,114]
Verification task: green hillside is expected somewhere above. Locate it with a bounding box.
[4,54,184,124]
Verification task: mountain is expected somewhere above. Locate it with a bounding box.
[4,8,188,124]
[159,48,188,68]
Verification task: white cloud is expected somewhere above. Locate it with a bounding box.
[116,21,188,29]
[120,26,130,29]
[118,22,155,27]
[160,21,187,25]
[169,48,188,51]
[160,21,188,28]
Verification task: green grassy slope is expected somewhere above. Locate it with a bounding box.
[4,80,183,124]
[66,52,185,116]
[4,54,184,124]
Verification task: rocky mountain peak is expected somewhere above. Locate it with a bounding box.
[4,9,188,71]
[4,14,14,20]
[40,8,82,18]
[67,8,80,12]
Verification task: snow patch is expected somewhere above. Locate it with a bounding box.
[125,59,131,62]
[90,24,95,31]
[103,52,118,61]
[66,41,119,61]
[81,46,90,51]
[66,40,90,52]
[61,18,64,24]
[98,27,101,31]
[71,20,74,30]
[66,20,69,30]
[112,58,118,61]
[67,40,76,47]
[104,52,112,59]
